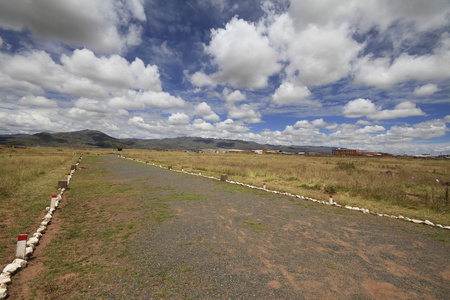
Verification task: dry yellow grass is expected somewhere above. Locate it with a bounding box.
[0,147,78,265]
[121,149,450,225]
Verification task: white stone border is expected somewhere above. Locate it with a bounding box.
[121,155,450,231]
[0,155,83,299]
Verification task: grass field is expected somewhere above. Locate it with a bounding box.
[1,147,449,269]
[0,147,78,266]
[1,147,448,298]
[119,149,450,225]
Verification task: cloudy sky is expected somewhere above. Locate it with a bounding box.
[0,0,449,155]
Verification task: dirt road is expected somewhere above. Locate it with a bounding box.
[11,155,449,299]
[85,156,447,299]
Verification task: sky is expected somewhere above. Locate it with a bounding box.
[0,0,449,155]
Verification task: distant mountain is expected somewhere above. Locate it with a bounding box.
[0,130,337,154]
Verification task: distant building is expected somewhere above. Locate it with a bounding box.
[333,148,379,156]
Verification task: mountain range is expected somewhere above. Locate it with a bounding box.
[0,130,337,154]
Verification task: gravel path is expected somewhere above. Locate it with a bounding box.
[100,156,449,299]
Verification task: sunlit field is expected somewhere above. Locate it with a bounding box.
[1,147,448,267]
[121,149,450,225]
[0,147,77,265]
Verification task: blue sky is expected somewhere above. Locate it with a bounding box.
[0,0,449,155]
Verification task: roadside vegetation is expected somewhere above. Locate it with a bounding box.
[0,147,77,266]
[121,149,450,225]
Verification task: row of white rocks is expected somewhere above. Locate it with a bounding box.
[121,155,450,231]
[0,156,82,300]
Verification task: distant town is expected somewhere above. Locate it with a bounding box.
[169,148,449,159]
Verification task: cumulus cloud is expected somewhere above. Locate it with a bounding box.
[18,95,58,108]
[343,99,426,120]
[342,98,378,118]
[228,104,262,123]
[355,125,386,134]
[283,24,362,85]
[413,84,439,96]
[168,112,190,125]
[288,0,450,34]
[204,16,281,89]
[272,81,312,106]
[194,102,220,122]
[0,0,146,53]
[215,119,249,133]
[0,109,69,133]
[354,34,450,89]
[223,88,246,103]
[61,48,162,92]
[189,71,217,87]
[0,49,164,99]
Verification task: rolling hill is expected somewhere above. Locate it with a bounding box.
[0,129,336,154]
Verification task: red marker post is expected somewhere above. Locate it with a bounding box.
[263,183,266,190]
[329,195,334,204]
[16,234,28,259]
[50,195,58,210]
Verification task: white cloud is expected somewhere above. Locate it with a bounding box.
[223,88,246,102]
[204,16,281,89]
[0,109,69,133]
[342,98,378,118]
[194,102,220,122]
[354,34,450,88]
[293,120,311,128]
[61,48,162,92]
[215,119,249,133]
[343,99,426,120]
[189,71,217,87]
[288,0,450,34]
[311,118,327,127]
[18,95,58,108]
[285,24,363,86]
[228,104,262,123]
[272,81,313,106]
[369,102,426,120]
[0,0,146,53]
[355,125,385,134]
[168,112,190,125]
[413,84,439,96]
[192,119,215,131]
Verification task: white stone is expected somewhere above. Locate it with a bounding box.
[12,259,27,268]
[26,237,39,247]
[443,226,450,230]
[0,274,11,285]
[33,233,42,238]
[424,220,435,226]
[0,288,8,299]
[37,226,46,234]
[411,219,424,224]
[43,213,52,220]
[2,263,20,275]
[405,217,411,222]
[25,247,33,257]
[345,205,352,209]
[41,220,49,226]
[398,215,405,220]
[436,224,443,228]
